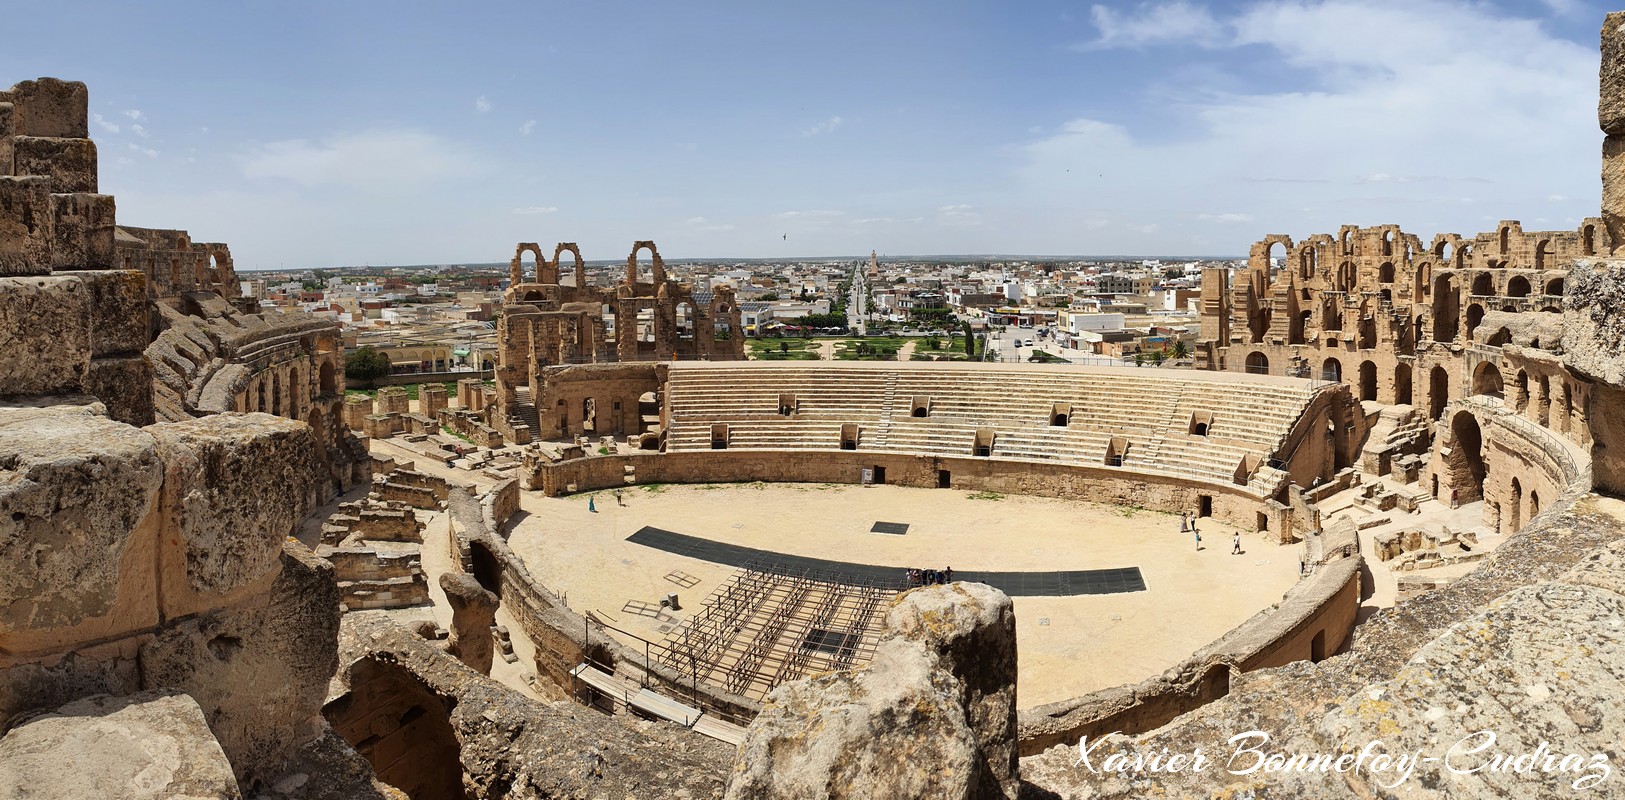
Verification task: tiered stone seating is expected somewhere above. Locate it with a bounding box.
[663,363,1319,492]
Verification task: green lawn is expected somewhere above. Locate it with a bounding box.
[834,336,905,360]
[344,381,464,400]
[748,337,825,360]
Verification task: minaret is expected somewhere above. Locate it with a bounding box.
[869,250,879,279]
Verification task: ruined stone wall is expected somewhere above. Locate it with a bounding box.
[114,225,237,303]
[0,406,342,788]
[531,361,660,439]
[527,449,1281,533]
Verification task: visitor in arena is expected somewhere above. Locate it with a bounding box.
[1232,533,1242,555]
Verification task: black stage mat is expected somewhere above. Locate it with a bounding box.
[626,526,1146,597]
[870,521,910,535]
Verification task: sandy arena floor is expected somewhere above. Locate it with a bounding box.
[505,482,1302,708]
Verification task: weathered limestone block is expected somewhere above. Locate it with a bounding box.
[1319,583,1625,797]
[1562,259,1625,384]
[0,402,160,647]
[884,581,1019,796]
[139,543,341,788]
[87,355,156,427]
[1605,136,1625,254]
[1603,11,1625,135]
[0,102,13,177]
[726,583,1018,800]
[0,274,91,396]
[12,136,97,194]
[3,78,89,138]
[440,571,498,675]
[146,413,319,618]
[0,690,242,800]
[0,177,52,277]
[73,271,148,356]
[48,192,117,270]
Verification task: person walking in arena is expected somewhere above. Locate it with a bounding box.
[1232,532,1242,555]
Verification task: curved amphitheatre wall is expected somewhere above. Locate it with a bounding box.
[492,370,1379,746]
[440,475,764,721]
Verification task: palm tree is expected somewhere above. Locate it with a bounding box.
[1172,340,1189,360]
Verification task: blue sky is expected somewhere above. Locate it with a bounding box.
[2,1,1606,268]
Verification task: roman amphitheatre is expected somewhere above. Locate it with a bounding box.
[5,12,1625,800]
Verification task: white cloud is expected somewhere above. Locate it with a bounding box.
[1021,0,1596,252]
[802,116,843,136]
[774,209,844,219]
[520,119,536,135]
[125,142,158,159]
[91,113,119,134]
[130,123,148,138]
[937,204,982,226]
[241,130,480,189]
[513,206,557,215]
[475,95,492,113]
[1079,2,1225,49]
[684,216,735,231]
[1197,213,1253,223]
[123,109,144,121]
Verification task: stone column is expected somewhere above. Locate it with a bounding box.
[1603,11,1625,253]
[439,572,498,675]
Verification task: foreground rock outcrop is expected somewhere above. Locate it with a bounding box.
[0,689,242,799]
[725,581,1018,800]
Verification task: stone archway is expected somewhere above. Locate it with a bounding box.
[1394,363,1413,405]
[1245,351,1269,375]
[1447,410,1486,503]
[1472,362,1503,399]
[1359,361,1377,402]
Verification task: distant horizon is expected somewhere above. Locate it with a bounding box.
[11,2,1599,269]
[235,254,1247,273]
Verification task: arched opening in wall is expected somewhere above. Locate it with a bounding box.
[1498,226,1510,254]
[1584,224,1597,256]
[1299,246,1316,279]
[1465,304,1485,339]
[1432,275,1458,341]
[1449,411,1486,501]
[1506,276,1531,298]
[1359,361,1378,401]
[1310,630,1326,663]
[1530,490,1541,517]
[1322,357,1342,383]
[1249,306,1271,343]
[1509,478,1523,533]
[1537,375,1551,426]
[324,657,467,800]
[1291,310,1309,344]
[519,248,538,282]
[1337,261,1356,291]
[1534,240,1552,271]
[523,290,544,302]
[1486,327,1512,347]
[1412,317,1425,351]
[674,301,696,341]
[1378,262,1395,283]
[468,542,503,600]
[1415,263,1431,300]
[288,373,300,417]
[1472,362,1504,399]
[1471,273,1493,297]
[1559,382,1572,433]
[320,361,336,394]
[581,397,597,433]
[272,374,283,417]
[1515,370,1530,411]
[256,381,266,413]
[1245,351,1269,375]
[630,244,657,284]
[1357,314,1376,349]
[1545,277,1565,297]
[1430,366,1450,420]
[1394,363,1413,405]
[1323,300,1341,331]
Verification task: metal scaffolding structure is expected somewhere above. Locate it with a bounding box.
[658,559,894,703]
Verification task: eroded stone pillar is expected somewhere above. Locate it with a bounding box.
[439,572,498,675]
[1603,11,1625,253]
